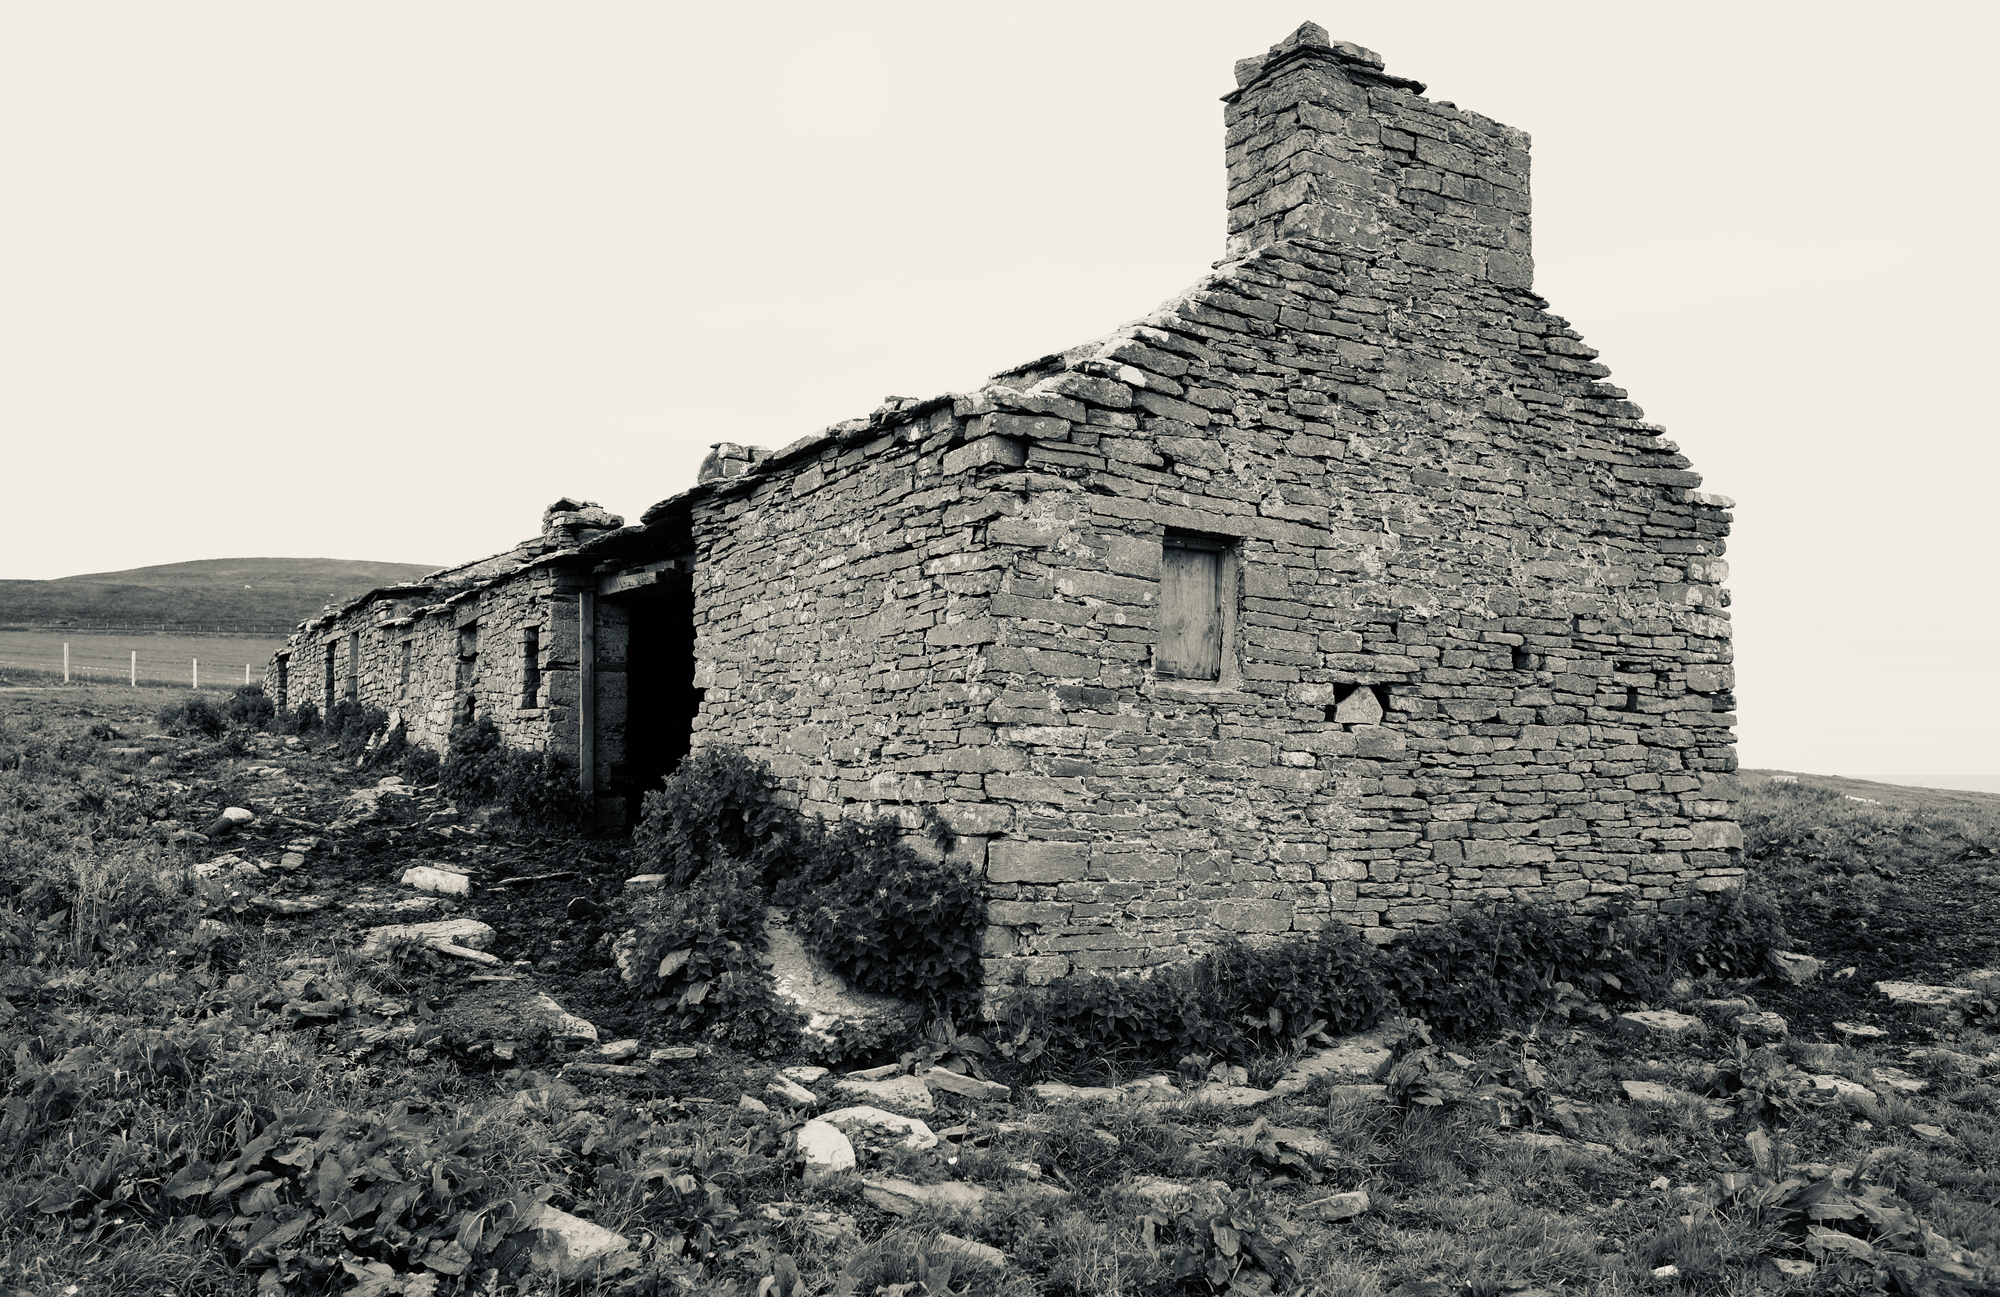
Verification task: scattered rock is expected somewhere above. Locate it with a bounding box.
[624,874,667,893]
[830,1073,934,1114]
[563,1062,648,1079]
[523,992,598,1044]
[740,1095,770,1113]
[797,1120,856,1180]
[818,1105,938,1151]
[767,1076,819,1106]
[1268,1022,1401,1095]
[1910,1123,1955,1143]
[784,1065,830,1085]
[1906,1047,1989,1076]
[515,1204,634,1281]
[1875,981,1975,1008]
[1734,1012,1789,1045]
[934,1234,1006,1270]
[1190,1084,1275,1108]
[276,852,307,870]
[1305,1190,1371,1221]
[1869,1066,1927,1094]
[1126,1176,1230,1213]
[1119,1075,1182,1098]
[1027,1082,1124,1104]
[1698,998,1755,1018]
[861,1177,989,1218]
[923,1070,1011,1102]
[1769,951,1824,984]
[359,917,495,956]
[1833,1021,1888,1042]
[401,865,471,896]
[649,1046,701,1063]
[597,1039,640,1062]
[1615,1010,1700,1041]
[1809,1074,1872,1100]
[1621,1079,1730,1119]
[847,1064,902,1082]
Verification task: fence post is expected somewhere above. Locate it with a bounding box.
[244,664,251,686]
[130,652,136,687]
[63,643,69,684]
[192,658,198,689]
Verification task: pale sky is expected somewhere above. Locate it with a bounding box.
[2,1,1994,779]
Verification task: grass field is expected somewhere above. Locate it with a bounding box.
[0,692,1995,1295]
[0,628,285,688]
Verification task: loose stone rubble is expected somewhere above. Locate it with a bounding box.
[264,20,1742,992]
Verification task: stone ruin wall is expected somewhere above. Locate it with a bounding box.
[264,565,586,762]
[683,412,1012,882]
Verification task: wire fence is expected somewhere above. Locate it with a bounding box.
[0,656,264,690]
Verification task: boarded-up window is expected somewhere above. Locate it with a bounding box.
[1159,532,1227,680]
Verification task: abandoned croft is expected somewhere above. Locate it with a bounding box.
[266,23,1742,989]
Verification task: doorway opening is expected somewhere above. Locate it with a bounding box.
[613,561,701,824]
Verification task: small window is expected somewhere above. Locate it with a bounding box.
[323,643,336,712]
[521,626,542,707]
[457,622,479,690]
[346,631,360,700]
[1159,532,1229,681]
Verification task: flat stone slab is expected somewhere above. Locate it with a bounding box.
[862,1177,991,1218]
[829,1074,934,1115]
[1615,1010,1700,1040]
[934,1234,1006,1270]
[924,1070,1010,1102]
[818,1106,937,1151]
[1126,1176,1231,1213]
[1870,1066,1927,1094]
[1876,981,1976,1008]
[1810,1074,1873,1100]
[1268,1022,1400,1094]
[359,918,494,955]
[1834,1021,1889,1041]
[1621,1079,1730,1119]
[1734,1011,1789,1044]
[1027,1082,1124,1104]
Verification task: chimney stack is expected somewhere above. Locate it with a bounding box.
[1223,22,1533,288]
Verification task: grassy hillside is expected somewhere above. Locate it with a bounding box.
[0,557,438,631]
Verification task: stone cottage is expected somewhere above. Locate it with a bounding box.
[268,23,1741,988]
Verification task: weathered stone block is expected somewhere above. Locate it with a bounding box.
[988,841,1089,883]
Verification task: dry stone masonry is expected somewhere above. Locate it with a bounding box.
[268,23,1741,993]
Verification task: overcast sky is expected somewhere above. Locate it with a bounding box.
[3,1,1994,780]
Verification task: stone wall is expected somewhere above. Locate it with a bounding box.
[265,564,587,760]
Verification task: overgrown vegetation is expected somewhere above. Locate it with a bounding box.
[622,748,987,1050]
[435,716,586,832]
[5,691,1999,1296]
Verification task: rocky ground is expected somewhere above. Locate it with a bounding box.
[5,692,2000,1295]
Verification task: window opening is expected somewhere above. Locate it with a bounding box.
[346,632,360,700]
[1159,532,1228,681]
[457,622,479,691]
[521,625,541,707]
[322,644,336,713]
[274,655,289,711]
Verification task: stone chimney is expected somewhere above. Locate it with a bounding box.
[1223,22,1533,287]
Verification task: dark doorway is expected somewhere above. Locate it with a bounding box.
[615,566,701,825]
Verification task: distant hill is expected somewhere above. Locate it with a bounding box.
[0,558,439,632]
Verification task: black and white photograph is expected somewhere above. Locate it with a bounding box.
[2,4,1996,1293]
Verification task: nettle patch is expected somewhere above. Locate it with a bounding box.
[620,748,985,1053]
